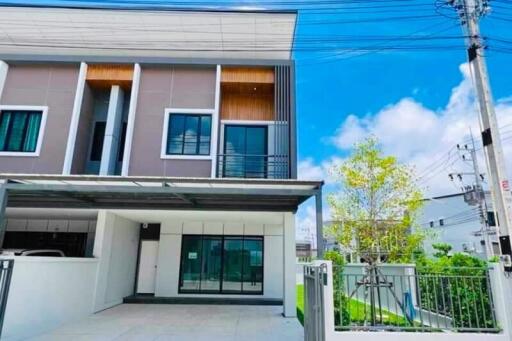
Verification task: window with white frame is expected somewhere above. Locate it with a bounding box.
[0,109,44,153]
[165,113,212,156]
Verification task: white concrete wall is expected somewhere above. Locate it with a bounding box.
[151,211,286,300]
[92,210,140,312]
[1,257,98,340]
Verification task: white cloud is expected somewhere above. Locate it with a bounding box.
[295,62,512,241]
[298,158,324,181]
[298,156,345,185]
[328,62,512,197]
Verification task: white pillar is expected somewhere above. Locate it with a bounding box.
[210,65,221,178]
[121,63,141,176]
[0,180,7,248]
[100,85,124,176]
[63,62,88,175]
[0,61,9,101]
[283,212,297,317]
[314,260,335,341]
[488,265,512,340]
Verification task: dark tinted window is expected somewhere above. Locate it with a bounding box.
[166,114,211,155]
[90,121,106,161]
[118,122,127,162]
[0,110,43,152]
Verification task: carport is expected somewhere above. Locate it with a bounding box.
[0,174,321,340]
[32,304,304,340]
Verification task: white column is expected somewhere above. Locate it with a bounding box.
[121,63,141,176]
[210,65,221,178]
[99,85,124,176]
[0,61,9,101]
[62,62,88,175]
[489,265,512,340]
[0,180,7,248]
[283,212,297,317]
[315,260,335,341]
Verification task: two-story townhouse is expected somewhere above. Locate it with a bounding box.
[0,5,323,339]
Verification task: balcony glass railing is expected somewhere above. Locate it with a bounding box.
[217,154,289,179]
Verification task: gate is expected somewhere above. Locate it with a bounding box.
[304,264,326,341]
[0,259,13,338]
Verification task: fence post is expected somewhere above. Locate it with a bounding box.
[314,260,335,341]
[488,265,512,340]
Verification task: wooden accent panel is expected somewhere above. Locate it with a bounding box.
[86,64,133,90]
[221,83,274,121]
[221,67,274,84]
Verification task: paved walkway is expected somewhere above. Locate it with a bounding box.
[30,304,304,341]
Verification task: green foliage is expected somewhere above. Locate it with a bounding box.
[416,252,497,331]
[324,251,350,326]
[327,136,425,263]
[324,250,345,267]
[432,242,452,258]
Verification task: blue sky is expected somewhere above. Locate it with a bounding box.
[5,0,512,241]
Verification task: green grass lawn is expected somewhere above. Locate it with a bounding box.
[296,284,408,327]
[297,284,305,325]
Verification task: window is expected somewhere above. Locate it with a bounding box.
[223,125,268,178]
[117,122,127,162]
[179,235,263,294]
[0,110,43,153]
[166,114,211,156]
[487,211,497,227]
[90,121,106,161]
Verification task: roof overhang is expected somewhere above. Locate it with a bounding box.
[0,6,297,61]
[0,175,322,212]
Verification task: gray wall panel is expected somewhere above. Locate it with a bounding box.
[71,84,94,174]
[128,65,216,177]
[0,64,79,174]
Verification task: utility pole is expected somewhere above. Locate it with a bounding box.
[450,0,512,259]
[450,132,493,258]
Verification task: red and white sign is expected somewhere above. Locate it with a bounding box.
[502,180,510,191]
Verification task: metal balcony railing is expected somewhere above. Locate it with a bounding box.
[217,154,289,179]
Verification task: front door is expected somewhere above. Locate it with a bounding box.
[137,240,159,294]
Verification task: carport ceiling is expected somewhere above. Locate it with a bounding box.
[0,175,322,212]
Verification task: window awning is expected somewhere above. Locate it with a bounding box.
[0,174,322,212]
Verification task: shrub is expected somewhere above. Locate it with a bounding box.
[325,251,350,326]
[416,252,496,330]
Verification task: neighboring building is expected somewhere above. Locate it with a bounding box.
[296,240,314,261]
[420,191,499,259]
[0,6,323,339]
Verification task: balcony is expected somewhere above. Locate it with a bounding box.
[217,154,289,179]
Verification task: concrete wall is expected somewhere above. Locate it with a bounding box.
[0,64,80,174]
[152,211,285,299]
[128,65,216,176]
[1,257,98,340]
[92,211,140,312]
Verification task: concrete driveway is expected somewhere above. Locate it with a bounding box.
[29,304,304,341]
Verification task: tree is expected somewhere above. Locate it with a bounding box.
[327,136,425,263]
[432,242,452,258]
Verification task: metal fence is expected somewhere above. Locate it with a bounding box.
[216,154,289,179]
[333,265,499,333]
[0,259,13,338]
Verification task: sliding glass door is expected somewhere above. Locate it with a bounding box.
[223,125,268,178]
[179,235,263,294]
